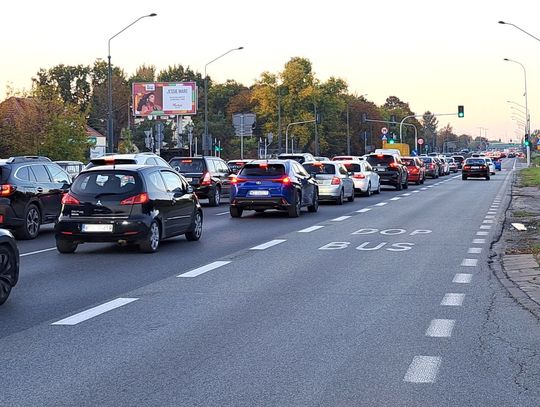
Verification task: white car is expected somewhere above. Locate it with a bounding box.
[338,160,381,196]
[484,158,496,174]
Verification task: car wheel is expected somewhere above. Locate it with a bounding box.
[395,180,402,191]
[0,245,17,306]
[462,175,467,180]
[336,189,344,205]
[375,183,381,194]
[486,174,490,181]
[230,206,243,218]
[56,239,78,254]
[308,190,319,212]
[420,176,425,184]
[139,221,160,253]
[16,204,41,240]
[348,189,355,202]
[403,177,409,189]
[208,186,221,207]
[288,191,301,217]
[363,183,372,197]
[185,210,203,241]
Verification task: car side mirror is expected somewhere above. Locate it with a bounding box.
[186,185,193,194]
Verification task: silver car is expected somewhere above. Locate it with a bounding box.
[303,161,355,204]
[339,160,381,196]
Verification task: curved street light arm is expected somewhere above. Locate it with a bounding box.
[499,21,540,43]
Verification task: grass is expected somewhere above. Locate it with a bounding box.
[513,210,535,218]
[520,166,540,187]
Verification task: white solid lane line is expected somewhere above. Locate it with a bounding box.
[461,259,478,267]
[441,293,465,306]
[250,239,287,250]
[21,247,56,257]
[356,208,372,213]
[426,319,455,337]
[468,247,482,254]
[178,261,232,277]
[332,216,351,222]
[453,273,473,283]
[403,356,441,383]
[298,225,325,233]
[52,298,138,326]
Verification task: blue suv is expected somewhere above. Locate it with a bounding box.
[229,160,319,218]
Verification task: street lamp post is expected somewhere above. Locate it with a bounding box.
[107,13,156,154]
[204,47,243,156]
[498,21,540,43]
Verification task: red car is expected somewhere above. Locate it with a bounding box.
[402,156,426,185]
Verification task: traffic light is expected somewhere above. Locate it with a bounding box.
[524,134,530,146]
[458,105,464,118]
[387,136,395,144]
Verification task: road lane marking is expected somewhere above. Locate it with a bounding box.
[178,261,231,277]
[216,211,229,216]
[427,185,434,188]
[298,225,325,233]
[390,197,401,201]
[374,202,388,207]
[453,273,472,283]
[412,190,420,193]
[332,216,351,222]
[441,293,465,306]
[487,212,496,215]
[421,187,428,190]
[356,208,372,213]
[472,239,486,244]
[476,231,489,236]
[485,215,495,219]
[480,225,492,229]
[250,239,287,250]
[21,247,56,257]
[403,356,441,383]
[461,258,478,267]
[468,247,482,254]
[426,319,455,337]
[482,219,494,224]
[52,298,138,326]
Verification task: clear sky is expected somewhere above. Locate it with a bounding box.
[2,0,539,142]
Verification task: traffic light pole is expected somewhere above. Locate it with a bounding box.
[365,118,418,151]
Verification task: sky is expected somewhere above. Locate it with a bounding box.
[2,0,539,143]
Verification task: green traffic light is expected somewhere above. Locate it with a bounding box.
[458,105,464,118]
[388,138,395,144]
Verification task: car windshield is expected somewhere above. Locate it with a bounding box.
[240,163,286,177]
[169,159,205,173]
[303,163,336,174]
[71,171,141,196]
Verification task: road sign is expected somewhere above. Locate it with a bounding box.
[381,127,388,135]
[382,135,387,141]
[418,138,424,145]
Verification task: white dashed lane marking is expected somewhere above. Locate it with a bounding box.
[461,259,478,267]
[356,208,372,213]
[472,239,486,244]
[476,231,489,236]
[404,356,441,383]
[468,247,482,254]
[332,216,351,222]
[374,202,388,207]
[52,298,138,326]
[21,247,56,257]
[298,225,325,233]
[178,261,232,277]
[453,273,473,283]
[441,293,465,306]
[390,197,401,201]
[426,319,455,337]
[250,239,287,250]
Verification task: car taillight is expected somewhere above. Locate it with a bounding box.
[331,176,341,185]
[281,176,291,184]
[430,163,435,169]
[200,172,211,186]
[463,165,470,170]
[120,192,149,205]
[353,173,365,179]
[0,184,16,197]
[61,193,80,205]
[388,163,398,169]
[409,167,419,173]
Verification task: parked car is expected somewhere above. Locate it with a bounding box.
[277,153,316,164]
[365,153,408,190]
[227,159,253,174]
[169,156,232,206]
[229,159,319,217]
[401,156,426,185]
[0,156,72,239]
[86,152,171,169]
[55,164,203,253]
[339,160,380,196]
[0,228,19,305]
[302,161,354,204]
[55,161,85,180]
[419,156,439,179]
[462,158,490,180]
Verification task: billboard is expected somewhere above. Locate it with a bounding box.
[132,82,198,117]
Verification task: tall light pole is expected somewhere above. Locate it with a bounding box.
[503,57,530,165]
[107,13,156,154]
[498,21,540,43]
[204,47,243,156]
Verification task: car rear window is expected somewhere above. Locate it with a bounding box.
[87,158,137,168]
[343,163,362,172]
[303,163,336,174]
[401,158,416,166]
[420,157,432,163]
[240,164,286,177]
[71,171,142,196]
[169,158,205,173]
[465,159,486,165]
[366,155,394,166]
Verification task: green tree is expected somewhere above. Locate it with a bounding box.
[422,111,438,151]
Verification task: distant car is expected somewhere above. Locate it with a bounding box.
[332,155,364,161]
[55,161,85,180]
[227,159,253,174]
[86,153,171,169]
[314,156,331,162]
[55,164,203,253]
[494,158,502,171]
[340,160,380,196]
[462,158,490,180]
[484,158,496,174]
[303,161,355,204]
[446,157,458,173]
[277,153,316,164]
[365,153,408,190]
[419,156,439,179]
[230,159,319,217]
[169,156,232,206]
[401,156,426,185]
[452,155,465,170]
[0,228,19,305]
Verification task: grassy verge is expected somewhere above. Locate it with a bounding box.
[520,163,540,187]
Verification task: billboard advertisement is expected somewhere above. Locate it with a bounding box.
[132,82,198,117]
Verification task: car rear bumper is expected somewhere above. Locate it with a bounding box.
[0,203,24,229]
[55,216,152,243]
[462,170,489,177]
[317,185,342,199]
[231,196,291,211]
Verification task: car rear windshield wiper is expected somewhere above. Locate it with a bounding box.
[93,192,120,199]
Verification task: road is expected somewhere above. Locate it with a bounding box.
[2,158,540,406]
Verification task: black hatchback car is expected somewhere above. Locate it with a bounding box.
[169,156,232,206]
[366,153,408,190]
[0,156,72,239]
[55,164,203,253]
[0,228,19,305]
[462,158,490,180]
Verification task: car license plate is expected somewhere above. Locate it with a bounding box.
[185,177,192,182]
[471,166,479,169]
[248,190,269,196]
[82,224,113,232]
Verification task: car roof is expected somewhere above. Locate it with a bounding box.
[80,164,158,173]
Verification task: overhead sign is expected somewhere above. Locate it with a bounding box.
[233,113,256,136]
[132,82,198,117]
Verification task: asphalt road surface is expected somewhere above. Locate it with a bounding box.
[2,158,540,406]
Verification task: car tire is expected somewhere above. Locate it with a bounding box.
[395,180,402,191]
[462,175,467,180]
[185,210,203,241]
[288,191,301,217]
[363,183,372,197]
[16,204,41,240]
[420,176,425,184]
[336,189,344,205]
[403,177,409,189]
[208,186,221,207]
[308,190,319,212]
[486,174,490,181]
[139,221,160,253]
[374,183,381,194]
[56,239,78,254]
[0,245,17,306]
[348,189,355,202]
[230,206,243,218]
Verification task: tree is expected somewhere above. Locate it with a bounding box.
[422,111,438,151]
